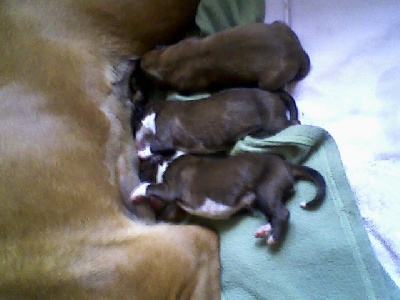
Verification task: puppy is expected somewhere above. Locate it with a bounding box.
[130,152,326,246]
[135,88,299,159]
[140,21,310,92]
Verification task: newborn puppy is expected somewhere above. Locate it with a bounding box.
[141,21,310,92]
[130,152,326,246]
[135,88,299,159]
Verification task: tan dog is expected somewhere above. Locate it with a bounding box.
[0,1,221,299]
[140,21,310,92]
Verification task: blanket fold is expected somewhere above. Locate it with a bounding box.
[231,125,327,164]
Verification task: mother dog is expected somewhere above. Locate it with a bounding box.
[0,1,220,298]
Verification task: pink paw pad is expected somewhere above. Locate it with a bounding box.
[254,223,272,238]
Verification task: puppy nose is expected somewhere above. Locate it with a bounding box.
[135,139,144,150]
[137,146,153,159]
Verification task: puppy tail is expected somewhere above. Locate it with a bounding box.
[293,51,311,82]
[290,165,326,209]
[276,90,300,124]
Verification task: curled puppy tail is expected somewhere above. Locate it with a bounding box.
[275,90,300,124]
[290,165,326,209]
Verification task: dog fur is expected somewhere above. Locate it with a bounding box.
[130,152,326,246]
[140,21,310,92]
[0,1,221,298]
[135,88,299,159]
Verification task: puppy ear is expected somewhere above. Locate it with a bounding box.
[146,69,163,81]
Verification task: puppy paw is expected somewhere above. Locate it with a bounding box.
[254,223,272,238]
[255,224,278,246]
[130,183,150,202]
[266,235,277,246]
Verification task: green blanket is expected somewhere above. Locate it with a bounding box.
[188,125,399,299]
[168,0,400,298]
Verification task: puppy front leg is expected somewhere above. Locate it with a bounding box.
[130,182,177,203]
[147,183,178,202]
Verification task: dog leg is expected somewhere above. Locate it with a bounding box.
[255,182,291,245]
[130,183,178,203]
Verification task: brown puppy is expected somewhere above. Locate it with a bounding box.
[0,1,221,299]
[130,152,326,246]
[140,21,310,92]
[135,88,299,159]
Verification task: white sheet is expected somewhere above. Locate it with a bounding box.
[264,0,400,287]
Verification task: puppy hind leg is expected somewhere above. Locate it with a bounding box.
[254,185,290,246]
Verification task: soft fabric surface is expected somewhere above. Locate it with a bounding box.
[280,0,400,288]
[191,125,399,299]
[179,0,400,298]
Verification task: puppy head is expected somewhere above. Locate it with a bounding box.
[140,37,203,91]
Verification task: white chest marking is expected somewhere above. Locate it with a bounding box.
[156,161,169,183]
[141,112,156,134]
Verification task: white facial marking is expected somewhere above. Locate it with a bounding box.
[130,183,150,201]
[135,112,156,142]
[141,112,156,135]
[137,145,152,159]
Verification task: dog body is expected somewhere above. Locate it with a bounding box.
[0,1,222,298]
[140,21,310,92]
[131,152,326,245]
[135,88,299,159]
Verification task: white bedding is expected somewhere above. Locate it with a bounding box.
[264,0,400,287]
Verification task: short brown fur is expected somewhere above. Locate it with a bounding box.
[141,21,310,92]
[0,0,221,298]
[136,88,299,157]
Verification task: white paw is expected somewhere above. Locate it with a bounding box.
[267,235,276,246]
[130,183,150,201]
[254,223,272,238]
